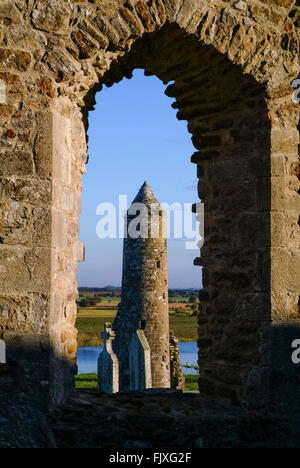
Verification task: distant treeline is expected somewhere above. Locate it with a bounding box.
[78,286,120,292]
[78,287,199,298]
[168,289,199,298]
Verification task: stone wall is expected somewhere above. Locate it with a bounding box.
[0,0,298,410]
[170,332,185,391]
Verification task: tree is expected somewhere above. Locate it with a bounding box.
[81,298,91,308]
[191,303,198,316]
[189,295,198,304]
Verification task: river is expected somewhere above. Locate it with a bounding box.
[77,342,198,375]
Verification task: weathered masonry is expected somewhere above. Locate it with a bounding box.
[0,0,299,410]
[111,182,170,392]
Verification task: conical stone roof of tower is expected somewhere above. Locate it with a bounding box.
[131,181,161,208]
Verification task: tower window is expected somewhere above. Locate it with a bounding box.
[139,320,146,330]
[157,261,161,269]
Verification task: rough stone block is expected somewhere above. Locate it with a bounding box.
[73,241,85,262]
[271,127,299,154]
[3,178,51,205]
[35,111,54,179]
[32,0,71,34]
[51,209,67,250]
[24,248,51,292]
[0,248,31,293]
[44,49,79,83]
[134,1,156,31]
[0,150,34,176]
[31,293,49,333]
[164,0,181,20]
[2,331,50,364]
[71,30,99,59]
[0,48,31,72]
[52,112,72,186]
[32,207,52,248]
[271,211,286,247]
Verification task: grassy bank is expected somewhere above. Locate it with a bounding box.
[76,306,115,346]
[75,373,199,392]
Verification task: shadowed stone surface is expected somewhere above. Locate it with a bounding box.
[49,388,298,449]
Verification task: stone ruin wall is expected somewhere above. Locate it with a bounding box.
[170,332,185,391]
[0,0,298,408]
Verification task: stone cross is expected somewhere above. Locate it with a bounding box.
[97,323,119,394]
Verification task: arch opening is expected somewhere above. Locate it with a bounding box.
[0,0,298,447]
[76,68,199,392]
[64,23,271,406]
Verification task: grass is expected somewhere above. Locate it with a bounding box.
[101,297,121,303]
[75,373,98,389]
[76,310,198,347]
[77,308,118,318]
[76,317,114,346]
[169,316,198,342]
[76,307,117,346]
[184,374,199,391]
[75,373,199,391]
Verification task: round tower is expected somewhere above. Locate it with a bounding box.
[113,181,170,391]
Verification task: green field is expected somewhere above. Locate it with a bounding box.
[78,296,121,303]
[76,291,199,347]
[76,308,197,347]
[169,316,198,342]
[75,373,199,392]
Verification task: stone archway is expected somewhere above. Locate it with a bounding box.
[0,0,299,409]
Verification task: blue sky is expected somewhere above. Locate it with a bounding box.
[76,69,202,289]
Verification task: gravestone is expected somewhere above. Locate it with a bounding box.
[97,323,119,394]
[129,329,152,391]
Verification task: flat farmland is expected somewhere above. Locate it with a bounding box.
[76,301,198,347]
